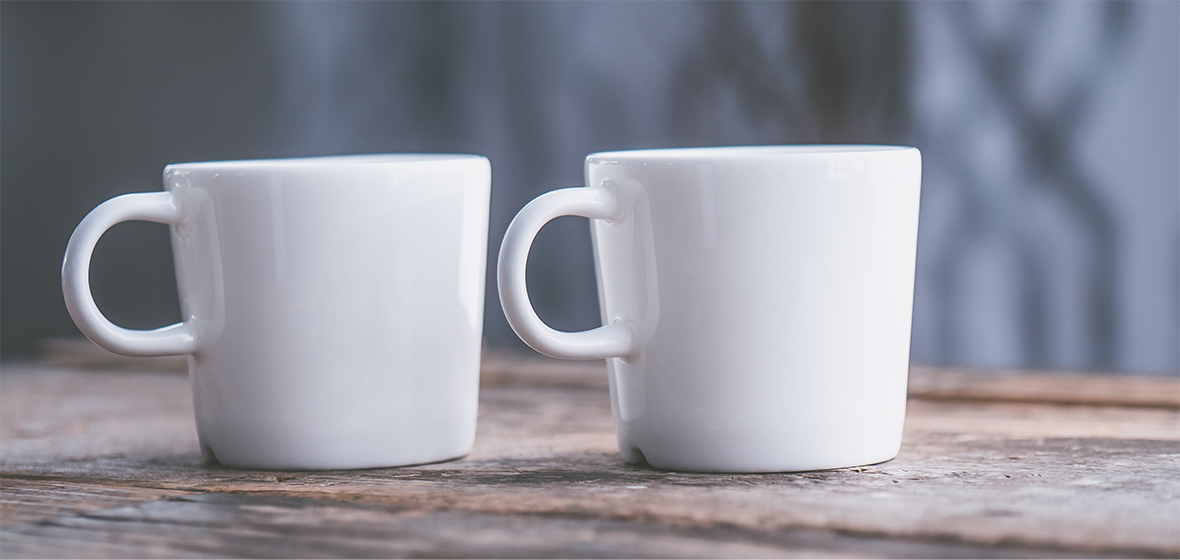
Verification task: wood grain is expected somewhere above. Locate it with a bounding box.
[908,366,1180,408]
[2,347,1178,558]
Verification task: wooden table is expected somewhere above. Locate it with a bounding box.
[2,340,1178,558]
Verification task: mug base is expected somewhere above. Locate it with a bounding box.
[622,443,902,474]
[198,431,475,471]
[204,445,471,471]
[632,455,898,474]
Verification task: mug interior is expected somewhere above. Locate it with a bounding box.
[587,145,912,163]
[167,153,484,171]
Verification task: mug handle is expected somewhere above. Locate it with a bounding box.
[62,191,199,356]
[498,183,639,360]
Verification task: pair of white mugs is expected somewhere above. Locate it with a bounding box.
[63,146,922,473]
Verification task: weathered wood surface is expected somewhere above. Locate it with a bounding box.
[2,343,1178,558]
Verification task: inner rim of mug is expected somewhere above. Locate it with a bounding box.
[168,154,483,169]
[588,145,911,161]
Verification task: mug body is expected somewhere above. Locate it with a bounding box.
[586,146,921,472]
[165,154,490,469]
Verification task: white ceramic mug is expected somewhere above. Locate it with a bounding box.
[499,146,922,473]
[63,154,491,470]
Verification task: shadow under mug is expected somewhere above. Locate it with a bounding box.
[499,145,922,473]
[63,154,491,470]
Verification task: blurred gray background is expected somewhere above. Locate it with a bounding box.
[2,1,1177,373]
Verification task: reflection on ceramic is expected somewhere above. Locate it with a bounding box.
[499,145,922,473]
[63,154,492,470]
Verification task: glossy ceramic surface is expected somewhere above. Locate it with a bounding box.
[64,154,492,470]
[499,145,922,472]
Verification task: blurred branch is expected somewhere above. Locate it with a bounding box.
[947,2,1131,367]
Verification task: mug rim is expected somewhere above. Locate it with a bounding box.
[166,153,486,171]
[587,144,915,162]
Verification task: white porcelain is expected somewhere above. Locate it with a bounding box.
[63,154,492,470]
[499,145,922,473]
